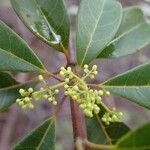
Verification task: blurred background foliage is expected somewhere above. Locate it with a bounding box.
[0,0,150,150]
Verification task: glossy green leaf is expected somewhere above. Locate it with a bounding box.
[11,0,70,52]
[0,72,37,111]
[98,7,150,58]
[13,118,55,150]
[76,0,122,67]
[115,122,150,150]
[0,20,45,72]
[86,106,129,144]
[103,62,150,109]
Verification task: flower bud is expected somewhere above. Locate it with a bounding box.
[106,91,110,96]
[54,89,59,94]
[22,105,27,110]
[38,75,44,81]
[28,88,33,93]
[92,65,97,71]
[24,97,30,103]
[28,104,34,110]
[52,101,57,105]
[84,64,88,69]
[16,99,21,103]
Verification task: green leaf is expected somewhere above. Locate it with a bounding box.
[0,72,17,88]
[115,122,150,150]
[0,72,37,111]
[98,7,150,58]
[103,62,150,109]
[11,0,70,52]
[0,20,45,72]
[86,107,129,144]
[76,0,122,67]
[13,118,56,150]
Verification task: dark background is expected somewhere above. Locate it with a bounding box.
[0,0,150,149]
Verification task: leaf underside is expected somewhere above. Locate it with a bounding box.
[103,62,150,109]
[98,6,150,58]
[76,0,122,67]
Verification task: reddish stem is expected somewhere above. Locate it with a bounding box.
[70,100,85,140]
[68,34,86,149]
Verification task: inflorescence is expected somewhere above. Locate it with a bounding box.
[16,75,60,111]
[16,65,123,125]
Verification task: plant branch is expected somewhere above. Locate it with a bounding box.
[68,34,86,149]
[75,138,84,150]
[70,100,85,140]
[43,71,64,82]
[84,140,115,150]
[54,95,67,117]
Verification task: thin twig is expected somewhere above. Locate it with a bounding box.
[84,140,115,150]
[54,95,67,117]
[43,71,64,82]
[95,114,112,145]
[75,138,84,150]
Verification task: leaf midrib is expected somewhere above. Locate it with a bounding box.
[115,146,150,150]
[80,0,106,67]
[36,119,55,150]
[34,0,66,52]
[108,23,143,46]
[0,48,44,72]
[0,79,37,92]
[103,86,150,88]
